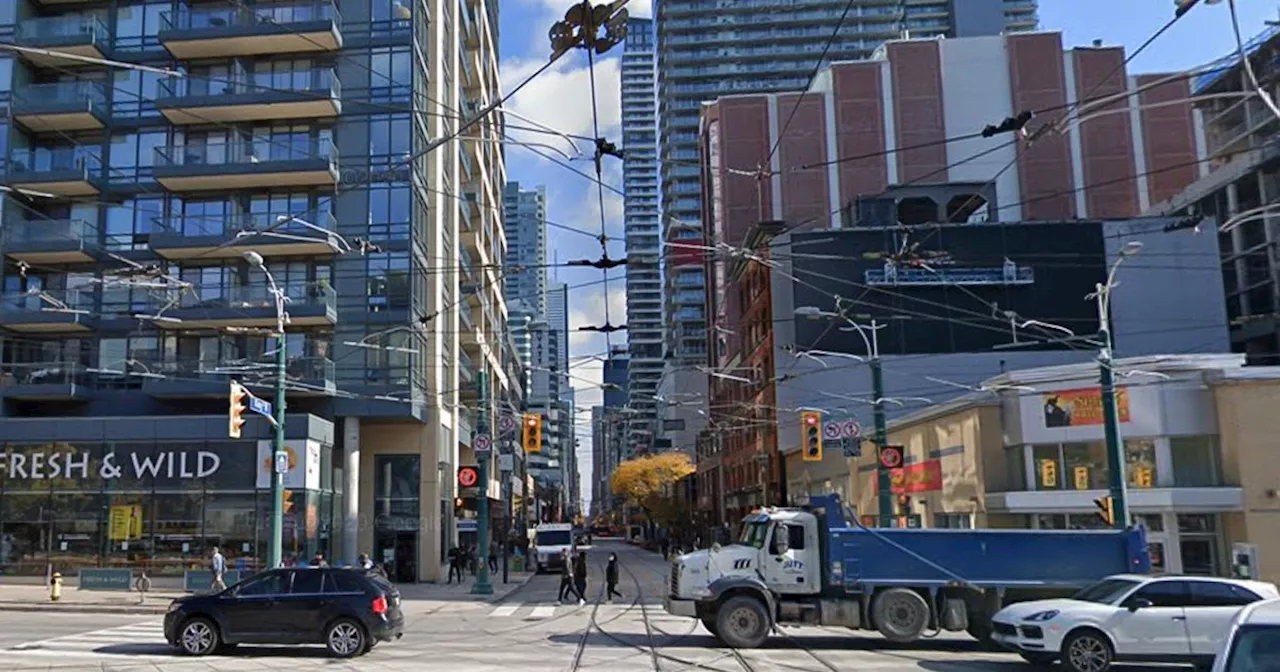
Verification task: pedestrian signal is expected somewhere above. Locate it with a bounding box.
[801,411,823,462]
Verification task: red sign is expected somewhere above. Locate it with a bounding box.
[872,459,944,494]
[878,445,903,469]
[457,466,479,489]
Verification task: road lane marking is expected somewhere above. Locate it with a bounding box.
[529,605,556,618]
[491,603,521,617]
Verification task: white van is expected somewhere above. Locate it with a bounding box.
[1213,598,1280,672]
[532,523,574,574]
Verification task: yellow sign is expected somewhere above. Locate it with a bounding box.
[108,505,142,541]
[1074,466,1090,490]
[1132,465,1154,488]
[1042,387,1130,427]
[1038,459,1058,489]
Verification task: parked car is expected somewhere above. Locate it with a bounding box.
[1211,598,1280,672]
[164,567,404,658]
[991,574,1279,672]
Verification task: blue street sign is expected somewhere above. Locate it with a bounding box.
[249,396,272,418]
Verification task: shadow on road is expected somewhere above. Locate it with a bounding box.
[81,642,350,660]
[547,631,996,653]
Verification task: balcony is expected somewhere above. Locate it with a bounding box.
[459,349,475,384]
[0,361,89,400]
[0,289,95,333]
[459,0,479,47]
[152,139,338,191]
[152,282,336,330]
[12,81,108,132]
[140,355,335,398]
[13,16,109,67]
[159,1,343,59]
[5,147,103,197]
[150,211,340,260]
[155,69,341,125]
[1,218,99,264]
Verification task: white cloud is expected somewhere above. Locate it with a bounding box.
[568,283,627,351]
[501,55,621,148]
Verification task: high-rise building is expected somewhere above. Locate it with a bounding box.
[620,16,664,454]
[0,0,505,583]
[503,182,548,374]
[655,0,1039,367]
[591,346,628,516]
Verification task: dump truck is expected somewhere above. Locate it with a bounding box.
[663,494,1150,648]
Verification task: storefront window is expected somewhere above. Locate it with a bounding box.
[1126,439,1157,488]
[1171,436,1221,487]
[50,493,102,574]
[1005,445,1026,490]
[151,492,203,576]
[204,493,258,571]
[1,492,52,575]
[1063,442,1107,490]
[100,491,149,571]
[1178,514,1220,575]
[1135,513,1164,532]
[1032,445,1060,490]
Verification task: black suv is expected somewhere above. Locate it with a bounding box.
[164,567,404,658]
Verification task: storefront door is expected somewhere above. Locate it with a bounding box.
[375,530,417,583]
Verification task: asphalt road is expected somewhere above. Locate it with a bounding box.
[0,540,1042,672]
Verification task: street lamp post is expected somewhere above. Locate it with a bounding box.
[795,306,887,525]
[1096,241,1143,530]
[472,368,494,595]
[243,251,288,568]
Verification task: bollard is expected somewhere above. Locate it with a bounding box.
[49,572,62,602]
[135,573,152,605]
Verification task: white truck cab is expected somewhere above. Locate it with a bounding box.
[665,509,823,646]
[532,523,575,573]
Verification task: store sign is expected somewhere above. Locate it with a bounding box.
[0,449,221,480]
[255,440,321,490]
[1042,387,1130,428]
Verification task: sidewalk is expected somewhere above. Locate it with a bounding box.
[0,570,536,615]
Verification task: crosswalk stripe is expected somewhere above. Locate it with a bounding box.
[528,606,556,618]
[491,603,521,617]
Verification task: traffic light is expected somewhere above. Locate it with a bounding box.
[282,490,295,514]
[1094,496,1115,526]
[801,411,823,462]
[522,413,543,453]
[228,380,247,438]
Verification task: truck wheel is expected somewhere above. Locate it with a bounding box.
[873,588,929,643]
[1062,629,1113,672]
[715,596,770,648]
[700,615,719,638]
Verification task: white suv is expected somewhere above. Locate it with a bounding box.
[992,574,1278,672]
[1210,598,1280,672]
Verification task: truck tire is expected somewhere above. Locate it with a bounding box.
[715,596,771,649]
[1061,629,1113,672]
[872,588,929,643]
[700,615,719,638]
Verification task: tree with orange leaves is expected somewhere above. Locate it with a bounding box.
[609,452,695,523]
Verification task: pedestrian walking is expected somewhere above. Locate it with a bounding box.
[488,544,498,574]
[660,536,670,561]
[447,546,463,584]
[557,549,576,603]
[358,553,374,570]
[605,553,623,602]
[209,546,227,592]
[573,551,588,605]
[312,552,329,568]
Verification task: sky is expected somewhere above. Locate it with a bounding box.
[494,0,1280,510]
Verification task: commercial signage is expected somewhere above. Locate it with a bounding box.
[108,505,143,541]
[0,449,222,481]
[255,440,321,490]
[1042,387,1130,428]
[889,459,943,494]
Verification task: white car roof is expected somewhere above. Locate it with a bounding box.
[1104,574,1279,597]
[1237,599,1280,626]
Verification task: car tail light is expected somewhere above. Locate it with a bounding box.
[372,595,388,615]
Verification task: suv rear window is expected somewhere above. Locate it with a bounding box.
[326,571,368,594]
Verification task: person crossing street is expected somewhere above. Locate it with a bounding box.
[605,553,623,602]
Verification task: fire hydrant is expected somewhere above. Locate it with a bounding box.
[50,572,62,602]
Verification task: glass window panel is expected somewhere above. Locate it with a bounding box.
[1178,514,1217,533]
[1,492,52,575]
[1063,442,1107,490]
[237,571,290,596]
[204,492,258,571]
[1032,444,1060,490]
[1125,439,1157,489]
[292,569,323,593]
[1171,436,1221,487]
[150,492,202,575]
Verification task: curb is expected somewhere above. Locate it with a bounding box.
[0,602,171,615]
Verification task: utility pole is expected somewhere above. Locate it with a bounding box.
[472,369,494,595]
[869,328,891,528]
[1096,242,1142,530]
[270,319,287,567]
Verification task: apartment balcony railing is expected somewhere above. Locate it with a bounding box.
[1,218,99,264]
[151,282,337,330]
[13,16,109,67]
[150,210,339,260]
[0,361,90,400]
[152,139,338,192]
[459,0,479,47]
[137,355,335,397]
[5,147,103,197]
[0,289,95,333]
[159,0,343,59]
[12,81,108,132]
[155,69,341,125]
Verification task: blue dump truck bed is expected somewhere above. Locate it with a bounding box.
[829,526,1151,589]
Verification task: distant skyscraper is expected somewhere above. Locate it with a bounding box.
[621,16,664,454]
[503,182,549,374]
[655,0,1039,365]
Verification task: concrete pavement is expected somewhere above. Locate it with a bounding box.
[0,541,1046,671]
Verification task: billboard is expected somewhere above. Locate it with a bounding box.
[1042,387,1130,428]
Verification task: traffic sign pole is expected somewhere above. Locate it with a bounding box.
[472,370,493,596]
